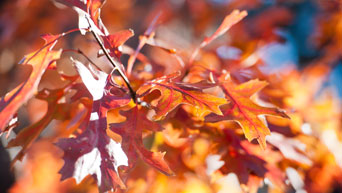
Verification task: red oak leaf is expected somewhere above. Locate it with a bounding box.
[241,139,286,190]
[190,10,247,64]
[267,132,312,165]
[57,126,128,192]
[6,75,86,165]
[7,87,67,164]
[56,59,131,192]
[219,130,267,185]
[0,34,61,132]
[127,12,162,75]
[110,106,173,175]
[56,0,107,35]
[137,72,227,120]
[200,10,247,48]
[58,0,133,71]
[206,76,289,149]
[102,29,134,59]
[218,129,285,192]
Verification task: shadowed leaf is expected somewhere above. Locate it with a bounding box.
[110,106,173,176]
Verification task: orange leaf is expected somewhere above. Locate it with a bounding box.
[206,78,289,149]
[127,11,162,75]
[102,29,134,58]
[7,88,64,164]
[189,10,247,64]
[0,35,61,132]
[200,10,248,48]
[137,72,227,120]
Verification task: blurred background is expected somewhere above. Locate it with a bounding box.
[0,0,341,193]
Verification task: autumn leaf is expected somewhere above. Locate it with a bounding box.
[221,147,267,186]
[127,11,162,76]
[190,10,247,64]
[102,29,134,59]
[57,127,128,192]
[137,72,227,120]
[56,0,107,35]
[0,34,61,132]
[267,132,312,165]
[110,106,173,175]
[58,0,134,76]
[206,77,289,149]
[56,59,131,192]
[6,75,86,165]
[218,129,266,184]
[4,1,342,192]
[57,0,133,58]
[7,88,67,164]
[217,129,285,193]
[200,10,248,48]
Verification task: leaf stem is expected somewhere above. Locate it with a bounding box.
[89,26,136,102]
[63,49,102,71]
[25,28,80,65]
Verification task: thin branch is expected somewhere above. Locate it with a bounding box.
[25,28,80,65]
[87,21,136,102]
[63,48,102,71]
[126,11,162,76]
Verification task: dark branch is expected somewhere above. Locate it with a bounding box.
[87,22,136,102]
[63,48,102,71]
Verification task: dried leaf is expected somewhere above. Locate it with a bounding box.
[218,129,285,192]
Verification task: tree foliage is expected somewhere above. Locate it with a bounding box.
[0,0,341,193]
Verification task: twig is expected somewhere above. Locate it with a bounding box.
[25,28,80,65]
[63,49,102,71]
[87,20,136,102]
[126,11,162,76]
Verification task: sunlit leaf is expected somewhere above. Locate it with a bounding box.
[102,29,134,58]
[137,72,227,120]
[190,10,247,64]
[200,10,248,48]
[0,35,61,132]
[56,59,131,192]
[56,0,107,35]
[206,77,289,149]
